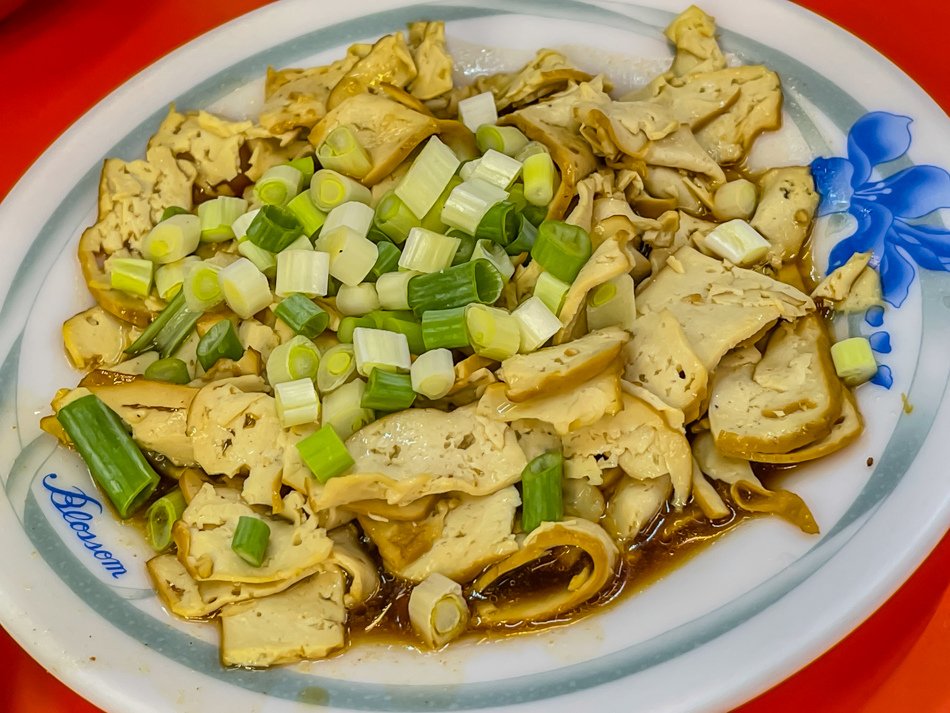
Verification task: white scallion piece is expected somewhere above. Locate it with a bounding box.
[395,136,460,219]
[830,337,878,386]
[218,257,273,319]
[353,327,411,376]
[141,214,200,264]
[255,164,304,206]
[476,125,530,157]
[282,235,313,252]
[512,295,562,352]
[154,256,200,300]
[237,240,278,277]
[533,271,571,315]
[703,219,771,267]
[585,274,636,332]
[408,573,470,648]
[275,249,330,297]
[321,378,374,439]
[231,208,261,241]
[465,304,521,361]
[336,283,381,316]
[470,149,522,190]
[182,260,224,312]
[310,169,373,211]
[267,335,321,385]
[440,178,508,235]
[712,179,758,221]
[314,226,378,286]
[514,140,550,162]
[458,158,481,182]
[522,152,556,207]
[274,377,320,428]
[197,196,248,242]
[457,91,498,133]
[398,228,461,273]
[410,348,456,399]
[376,270,418,310]
[107,257,154,298]
[471,239,515,281]
[322,201,375,241]
[316,343,357,394]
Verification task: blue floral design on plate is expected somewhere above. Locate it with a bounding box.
[811,112,950,387]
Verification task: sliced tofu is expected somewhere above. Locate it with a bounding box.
[811,252,872,302]
[326,525,381,607]
[604,475,672,541]
[750,167,819,265]
[692,430,762,487]
[62,306,141,370]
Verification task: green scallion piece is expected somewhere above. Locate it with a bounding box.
[143,357,191,385]
[246,204,304,253]
[197,196,248,242]
[161,206,191,222]
[361,369,416,412]
[380,314,426,355]
[374,191,420,245]
[421,306,469,350]
[108,257,154,298]
[471,238,515,281]
[337,316,376,343]
[285,190,327,237]
[420,175,462,234]
[125,289,201,358]
[368,240,402,281]
[231,515,271,567]
[475,124,530,157]
[296,424,355,483]
[450,230,477,266]
[531,220,592,283]
[56,394,160,518]
[475,201,519,246]
[288,156,316,185]
[407,259,504,316]
[274,293,329,338]
[145,489,187,551]
[505,214,539,255]
[196,319,244,371]
[520,450,564,533]
[522,202,548,227]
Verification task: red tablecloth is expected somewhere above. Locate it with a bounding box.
[0,1,948,711]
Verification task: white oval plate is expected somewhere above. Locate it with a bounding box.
[1,1,949,711]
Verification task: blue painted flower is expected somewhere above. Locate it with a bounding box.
[811,112,950,307]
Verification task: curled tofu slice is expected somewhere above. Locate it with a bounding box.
[478,367,623,437]
[174,484,332,584]
[555,238,633,342]
[604,474,672,541]
[310,404,527,510]
[692,430,762,488]
[623,310,708,422]
[499,327,629,402]
[62,306,141,370]
[472,519,618,625]
[750,167,819,265]
[664,5,727,77]
[407,21,454,100]
[326,525,381,607]
[327,32,417,110]
[811,252,872,302]
[690,460,730,520]
[625,70,741,130]
[219,567,347,667]
[188,378,285,508]
[709,314,844,458]
[562,393,692,507]
[309,93,439,186]
[360,488,520,583]
[636,246,814,371]
[494,49,593,111]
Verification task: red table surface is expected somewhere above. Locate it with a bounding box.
[0,1,948,711]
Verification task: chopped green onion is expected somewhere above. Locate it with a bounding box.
[531,220,592,283]
[285,191,327,237]
[266,335,321,385]
[520,451,564,533]
[145,489,186,551]
[505,215,539,255]
[322,201,375,241]
[476,125,530,157]
[160,206,191,222]
[275,249,330,297]
[376,270,418,311]
[316,344,356,394]
[313,226,378,286]
[368,240,401,281]
[410,348,455,399]
[471,239,515,281]
[703,219,771,267]
[533,271,570,315]
[514,140,550,162]
[310,169,372,211]
[512,295,561,352]
[459,158,481,183]
[522,202,548,227]
[441,178,508,235]
[56,394,160,518]
[373,191,420,244]
[475,201,519,246]
[421,306,469,350]
[141,214,201,264]
[196,319,244,371]
[182,260,223,312]
[125,289,201,358]
[379,313,425,355]
[254,164,303,206]
[395,136,461,219]
[274,377,320,427]
[522,152,557,207]
[398,228,461,273]
[457,91,498,132]
[712,179,758,221]
[155,255,200,300]
[231,516,270,567]
[586,274,636,332]
[316,125,373,180]
[198,196,248,242]
[246,204,304,253]
[471,149,522,190]
[830,337,878,386]
[407,259,504,315]
[507,183,527,212]
[144,357,191,385]
[337,316,375,343]
[237,239,278,277]
[108,257,153,298]
[353,327,411,376]
[336,283,381,316]
[231,208,260,242]
[408,573,470,649]
[274,294,329,338]
[451,231,478,266]
[283,234,313,252]
[296,424,355,482]
[420,175,462,234]
[218,258,273,319]
[321,379,374,440]
[288,155,316,185]
[362,369,416,411]
[465,304,520,360]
